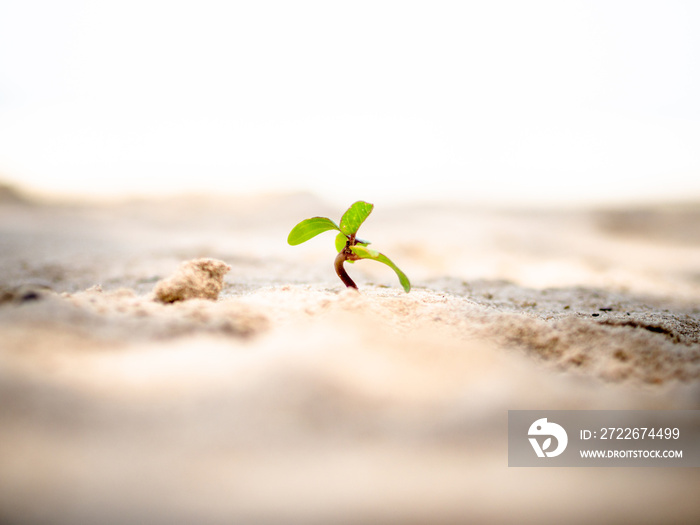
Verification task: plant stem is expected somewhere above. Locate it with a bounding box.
[334,250,357,289]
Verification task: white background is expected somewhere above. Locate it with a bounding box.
[1,0,699,206]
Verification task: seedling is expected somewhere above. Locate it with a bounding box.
[287,201,410,292]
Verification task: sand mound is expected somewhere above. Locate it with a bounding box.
[153,258,231,303]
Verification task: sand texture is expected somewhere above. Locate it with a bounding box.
[152,258,231,303]
[1,188,700,524]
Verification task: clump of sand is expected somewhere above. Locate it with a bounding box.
[153,258,230,303]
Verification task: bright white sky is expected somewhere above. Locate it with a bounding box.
[1,0,699,206]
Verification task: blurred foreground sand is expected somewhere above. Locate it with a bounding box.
[1,186,699,524]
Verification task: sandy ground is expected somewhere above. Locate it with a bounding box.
[1,185,700,524]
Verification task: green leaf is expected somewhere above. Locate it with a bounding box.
[335,233,371,253]
[350,245,411,292]
[287,217,340,245]
[335,232,348,253]
[339,201,374,236]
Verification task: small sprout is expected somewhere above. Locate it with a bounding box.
[287,201,410,292]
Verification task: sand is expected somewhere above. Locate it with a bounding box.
[152,258,231,303]
[1,186,699,524]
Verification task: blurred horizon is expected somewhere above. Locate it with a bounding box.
[1,0,699,207]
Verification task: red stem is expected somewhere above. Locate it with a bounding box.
[334,250,357,289]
